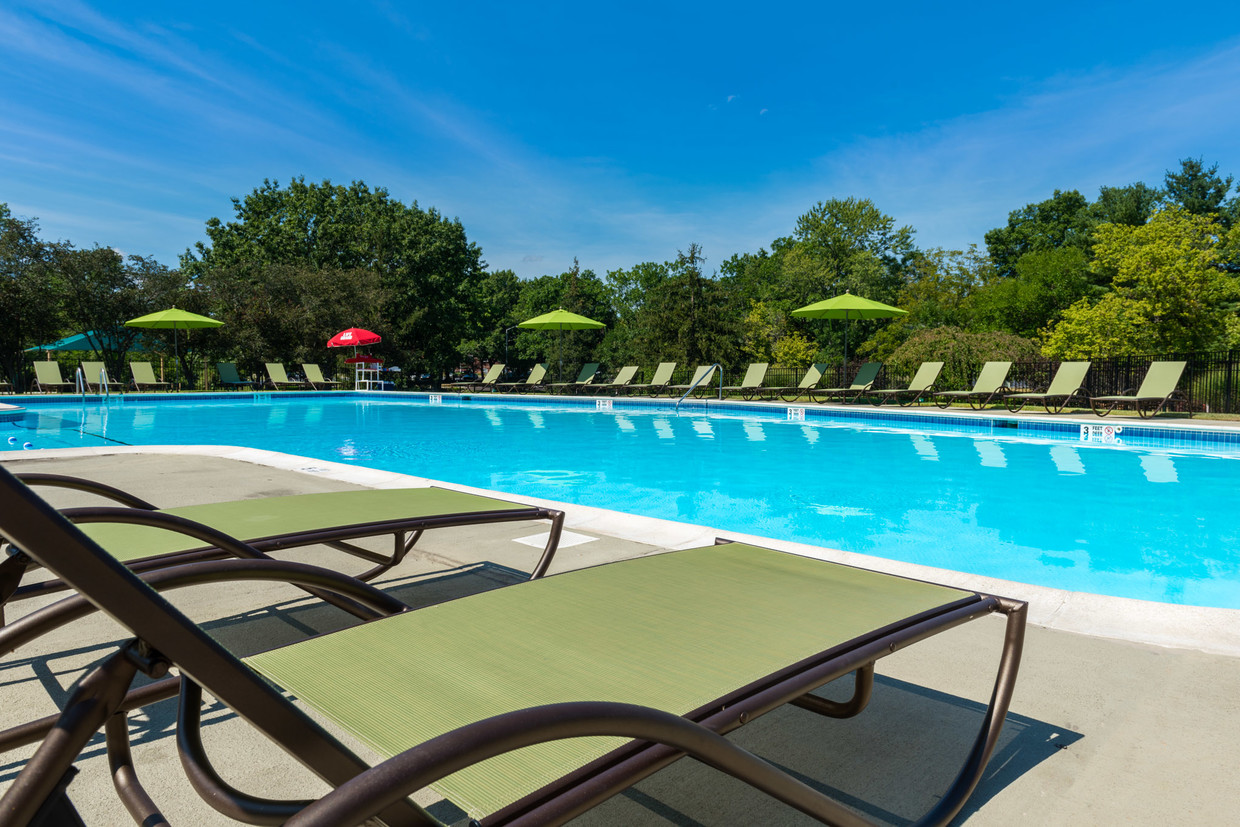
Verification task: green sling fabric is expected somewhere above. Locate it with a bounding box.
[245,542,971,818]
[79,488,531,563]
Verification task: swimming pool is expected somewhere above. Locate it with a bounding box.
[6,394,1240,609]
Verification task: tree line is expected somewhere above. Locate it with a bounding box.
[3,159,1239,391]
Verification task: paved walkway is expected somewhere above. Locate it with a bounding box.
[1,450,1238,825]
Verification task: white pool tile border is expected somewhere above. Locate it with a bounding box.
[4,443,1238,657]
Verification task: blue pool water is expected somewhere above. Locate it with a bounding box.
[5,395,1240,609]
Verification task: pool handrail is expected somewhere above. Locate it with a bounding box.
[675,363,722,412]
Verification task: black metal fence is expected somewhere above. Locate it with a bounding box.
[588,352,1240,414]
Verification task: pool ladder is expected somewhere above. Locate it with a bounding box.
[75,366,112,400]
[674,363,722,414]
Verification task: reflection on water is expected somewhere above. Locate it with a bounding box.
[484,409,503,430]
[800,424,819,445]
[690,418,714,438]
[1049,445,1086,476]
[615,415,635,432]
[1140,453,1179,483]
[743,421,766,442]
[910,434,938,461]
[266,405,287,427]
[975,440,1007,469]
[525,411,545,429]
[653,418,674,440]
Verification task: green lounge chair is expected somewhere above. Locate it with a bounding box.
[495,363,548,394]
[669,364,719,398]
[869,361,944,407]
[548,362,600,394]
[626,361,677,396]
[302,363,340,390]
[80,361,125,393]
[810,362,883,404]
[0,472,565,624]
[444,363,505,393]
[0,465,1026,826]
[265,362,307,390]
[33,361,73,393]
[217,362,255,390]
[776,362,830,402]
[129,361,170,391]
[1005,361,1091,414]
[0,371,10,394]
[1090,360,1188,419]
[588,364,639,395]
[932,361,1013,409]
[721,363,769,400]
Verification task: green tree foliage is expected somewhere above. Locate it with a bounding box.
[1164,158,1233,222]
[984,189,1092,277]
[629,245,742,369]
[1042,208,1236,357]
[199,263,384,378]
[1088,183,1161,227]
[0,204,61,391]
[510,260,613,378]
[457,268,522,369]
[599,261,670,366]
[183,178,484,379]
[968,246,1095,338]
[888,326,1041,389]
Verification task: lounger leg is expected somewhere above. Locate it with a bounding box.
[530,509,566,580]
[0,646,141,824]
[790,663,874,719]
[107,712,169,826]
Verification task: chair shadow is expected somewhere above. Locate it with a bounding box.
[0,561,528,783]
[575,673,1081,826]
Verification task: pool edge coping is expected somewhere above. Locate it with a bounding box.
[4,442,1237,658]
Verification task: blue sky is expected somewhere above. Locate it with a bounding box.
[3,1,1240,279]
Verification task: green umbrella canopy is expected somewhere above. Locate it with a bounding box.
[791,292,907,367]
[517,309,605,382]
[517,308,606,331]
[125,308,224,389]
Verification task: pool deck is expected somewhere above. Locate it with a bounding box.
[2,446,1238,825]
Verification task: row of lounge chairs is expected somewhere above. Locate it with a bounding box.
[22,362,344,393]
[449,359,1190,417]
[0,463,1026,823]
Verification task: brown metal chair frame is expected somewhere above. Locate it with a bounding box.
[0,466,1026,827]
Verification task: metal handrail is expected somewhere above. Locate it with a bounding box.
[674,363,722,413]
[74,367,86,397]
[99,367,110,399]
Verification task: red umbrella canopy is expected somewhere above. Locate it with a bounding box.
[328,328,381,348]
[345,354,383,364]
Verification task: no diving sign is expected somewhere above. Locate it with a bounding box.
[1080,423,1123,444]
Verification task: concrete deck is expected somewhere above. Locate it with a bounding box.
[2,449,1238,825]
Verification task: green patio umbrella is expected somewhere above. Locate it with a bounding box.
[518,308,605,382]
[125,308,224,390]
[791,292,907,367]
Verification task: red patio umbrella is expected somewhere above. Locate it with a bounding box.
[327,328,382,348]
[344,355,383,364]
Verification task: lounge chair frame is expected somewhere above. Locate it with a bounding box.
[265,363,307,390]
[33,362,73,394]
[0,473,565,625]
[777,363,830,403]
[932,361,1013,410]
[302,363,341,390]
[495,363,548,394]
[80,361,125,394]
[1004,361,1090,414]
[548,363,600,395]
[1090,361,1188,419]
[669,365,719,399]
[587,365,639,395]
[626,362,677,397]
[129,362,170,392]
[444,363,505,393]
[216,362,256,390]
[810,362,882,405]
[721,363,769,401]
[0,467,1026,827]
[869,362,944,407]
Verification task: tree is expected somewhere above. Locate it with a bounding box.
[968,247,1095,338]
[984,189,1092,277]
[1164,158,1233,221]
[1042,208,1234,357]
[183,178,485,380]
[510,261,613,376]
[1088,182,1161,227]
[0,204,61,391]
[630,245,742,369]
[889,327,1041,389]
